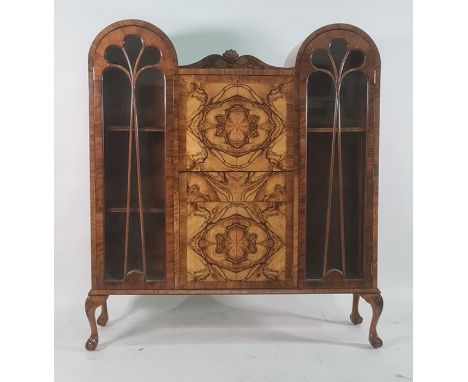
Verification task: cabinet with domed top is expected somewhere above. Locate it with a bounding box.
[85,20,382,351]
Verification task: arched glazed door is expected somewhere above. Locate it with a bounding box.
[296,25,380,288]
[89,20,177,290]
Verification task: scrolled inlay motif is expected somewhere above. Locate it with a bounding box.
[185,172,289,202]
[215,222,257,264]
[215,105,259,148]
[185,82,288,171]
[187,202,286,282]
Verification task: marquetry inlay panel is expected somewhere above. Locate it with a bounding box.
[183,202,288,284]
[182,79,291,171]
[179,75,294,288]
[180,171,292,202]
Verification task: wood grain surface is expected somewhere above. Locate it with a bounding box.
[86,20,383,351]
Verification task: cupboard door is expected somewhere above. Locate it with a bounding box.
[180,202,291,289]
[180,76,293,171]
[297,26,380,288]
[89,21,177,289]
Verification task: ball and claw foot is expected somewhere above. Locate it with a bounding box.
[369,332,383,349]
[350,312,363,325]
[361,293,384,349]
[85,336,99,351]
[97,314,108,327]
[350,294,363,325]
[97,299,109,327]
[85,295,109,351]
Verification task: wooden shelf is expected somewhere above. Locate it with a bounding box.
[107,207,165,214]
[106,125,165,132]
[307,127,366,133]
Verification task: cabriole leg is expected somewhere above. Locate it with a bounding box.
[361,293,384,348]
[85,295,108,351]
[350,293,363,324]
[97,298,109,326]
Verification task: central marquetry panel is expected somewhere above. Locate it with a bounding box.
[181,78,292,171]
[179,75,294,289]
[183,202,288,283]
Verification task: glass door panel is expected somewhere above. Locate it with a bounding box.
[306,38,368,281]
[102,35,166,283]
[340,71,367,128]
[307,72,335,128]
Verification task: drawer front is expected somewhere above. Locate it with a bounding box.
[179,171,292,202]
[180,201,293,289]
[180,76,293,171]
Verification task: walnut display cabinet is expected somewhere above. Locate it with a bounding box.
[86,20,383,350]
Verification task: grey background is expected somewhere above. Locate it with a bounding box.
[55,0,412,380]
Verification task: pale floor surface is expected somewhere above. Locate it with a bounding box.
[55,292,412,382]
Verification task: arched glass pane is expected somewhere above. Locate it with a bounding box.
[104,45,128,68]
[307,71,335,128]
[343,50,364,72]
[123,35,143,67]
[340,71,368,128]
[136,68,165,128]
[103,68,130,128]
[310,49,331,71]
[138,46,161,70]
[330,38,348,68]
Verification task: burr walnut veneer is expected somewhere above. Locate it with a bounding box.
[85,20,383,350]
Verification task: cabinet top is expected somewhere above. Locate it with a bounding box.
[88,19,380,72]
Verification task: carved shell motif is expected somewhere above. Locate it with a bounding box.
[222,49,240,63]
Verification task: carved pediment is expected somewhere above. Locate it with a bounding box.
[182,49,277,69]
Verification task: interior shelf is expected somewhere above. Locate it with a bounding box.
[107,207,166,213]
[106,125,165,132]
[307,127,366,133]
